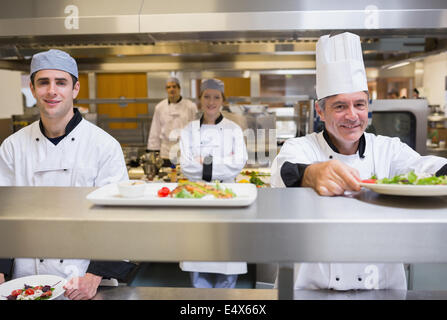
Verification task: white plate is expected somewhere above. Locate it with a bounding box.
[359,182,447,196]
[0,275,66,300]
[86,182,257,207]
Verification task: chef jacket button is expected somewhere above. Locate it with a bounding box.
[329,155,333,159]
[335,277,340,281]
[358,277,362,281]
[64,169,67,171]
[71,137,75,141]
[36,138,39,142]
[40,259,44,263]
[60,260,64,263]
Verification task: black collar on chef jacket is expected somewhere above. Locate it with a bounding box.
[199,113,224,127]
[168,96,182,104]
[38,108,83,145]
[323,128,366,159]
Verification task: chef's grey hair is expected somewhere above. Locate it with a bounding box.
[317,90,369,111]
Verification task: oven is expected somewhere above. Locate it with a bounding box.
[368,99,428,155]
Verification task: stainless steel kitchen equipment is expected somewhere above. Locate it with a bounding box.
[4,186,447,299]
[140,151,164,179]
[227,105,276,167]
[369,99,428,155]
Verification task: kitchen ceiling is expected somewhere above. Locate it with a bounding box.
[1,0,447,73]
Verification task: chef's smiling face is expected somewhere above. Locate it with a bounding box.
[30,69,79,120]
[316,91,369,153]
[200,88,223,119]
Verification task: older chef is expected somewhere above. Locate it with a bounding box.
[147,77,198,167]
[0,49,135,299]
[271,32,447,291]
[179,78,248,288]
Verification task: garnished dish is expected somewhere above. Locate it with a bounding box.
[361,171,447,185]
[0,275,66,301]
[5,282,59,300]
[239,170,270,188]
[359,171,447,196]
[157,181,236,199]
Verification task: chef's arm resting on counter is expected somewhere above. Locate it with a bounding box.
[301,160,361,196]
[276,160,361,196]
[0,258,136,297]
[63,260,137,300]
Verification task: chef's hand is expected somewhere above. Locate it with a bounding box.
[302,160,361,196]
[63,273,102,300]
[0,273,5,284]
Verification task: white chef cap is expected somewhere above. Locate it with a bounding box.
[30,49,78,78]
[166,77,180,86]
[200,78,224,95]
[316,32,368,100]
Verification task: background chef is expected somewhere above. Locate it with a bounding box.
[0,49,135,300]
[271,32,447,290]
[147,77,198,167]
[179,78,248,288]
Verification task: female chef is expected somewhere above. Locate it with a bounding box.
[179,78,248,288]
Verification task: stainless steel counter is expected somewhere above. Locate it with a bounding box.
[94,287,447,300]
[2,186,447,299]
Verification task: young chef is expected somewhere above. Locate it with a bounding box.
[271,32,447,290]
[0,49,135,299]
[147,77,198,167]
[179,78,248,288]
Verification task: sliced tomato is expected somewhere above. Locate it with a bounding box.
[157,187,170,197]
[361,179,377,184]
[11,289,23,296]
[25,288,35,295]
[40,291,52,298]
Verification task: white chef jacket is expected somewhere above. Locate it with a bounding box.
[179,117,248,183]
[0,118,128,280]
[147,97,197,160]
[271,131,447,290]
[179,117,248,274]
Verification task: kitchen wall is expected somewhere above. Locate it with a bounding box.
[423,52,447,110]
[0,70,23,118]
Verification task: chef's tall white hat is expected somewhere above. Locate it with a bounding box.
[316,32,368,100]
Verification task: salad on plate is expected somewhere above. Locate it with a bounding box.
[157,180,236,199]
[362,171,447,185]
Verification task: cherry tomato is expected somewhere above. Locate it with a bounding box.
[11,289,22,296]
[25,288,35,295]
[157,187,170,197]
[361,179,377,184]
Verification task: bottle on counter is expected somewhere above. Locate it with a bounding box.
[170,164,177,182]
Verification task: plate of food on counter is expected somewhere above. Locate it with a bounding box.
[0,274,66,300]
[86,180,257,207]
[359,171,447,196]
[237,170,271,188]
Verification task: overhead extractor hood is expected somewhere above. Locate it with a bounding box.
[0,0,446,71]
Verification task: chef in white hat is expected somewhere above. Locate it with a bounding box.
[270,32,447,290]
